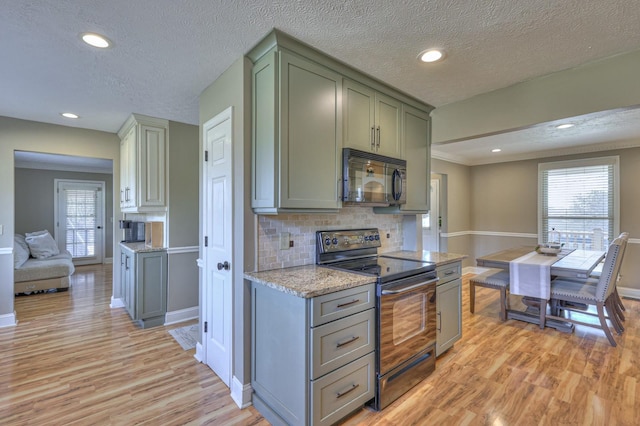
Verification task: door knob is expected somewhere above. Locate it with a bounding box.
[217,261,230,271]
[97,226,103,229]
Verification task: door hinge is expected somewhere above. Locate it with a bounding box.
[205,150,208,162]
[204,321,208,333]
[204,236,208,247]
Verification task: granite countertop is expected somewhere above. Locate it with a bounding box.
[244,265,376,299]
[119,242,166,253]
[382,250,468,266]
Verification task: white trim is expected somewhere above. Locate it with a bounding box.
[166,246,199,255]
[196,258,204,268]
[618,287,640,300]
[0,247,12,255]
[441,230,537,239]
[110,296,125,309]
[630,238,640,244]
[194,342,205,363]
[164,306,199,325]
[103,257,113,264]
[0,311,17,328]
[231,376,253,409]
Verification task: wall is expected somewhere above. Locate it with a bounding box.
[14,168,114,259]
[0,116,120,326]
[256,207,404,271]
[199,56,254,401]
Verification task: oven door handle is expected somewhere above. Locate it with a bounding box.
[381,277,439,295]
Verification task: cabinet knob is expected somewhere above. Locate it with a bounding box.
[217,261,230,271]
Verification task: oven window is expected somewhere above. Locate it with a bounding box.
[392,293,426,345]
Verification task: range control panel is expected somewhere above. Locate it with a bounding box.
[317,228,381,253]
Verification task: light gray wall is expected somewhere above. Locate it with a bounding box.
[199,56,254,386]
[0,116,120,320]
[14,168,114,259]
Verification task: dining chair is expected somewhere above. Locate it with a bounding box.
[469,268,510,321]
[546,236,625,347]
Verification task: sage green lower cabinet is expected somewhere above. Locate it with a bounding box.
[120,245,167,329]
[436,261,462,356]
[251,282,376,426]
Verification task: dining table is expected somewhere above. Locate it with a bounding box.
[476,246,606,332]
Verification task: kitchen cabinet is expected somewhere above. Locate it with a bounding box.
[120,244,167,329]
[251,48,342,214]
[118,114,168,213]
[343,79,403,159]
[374,104,431,214]
[436,261,462,356]
[251,282,376,426]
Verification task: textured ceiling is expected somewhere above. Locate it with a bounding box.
[2,1,640,161]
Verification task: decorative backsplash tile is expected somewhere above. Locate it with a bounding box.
[257,207,404,271]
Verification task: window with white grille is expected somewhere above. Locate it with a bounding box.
[538,156,619,250]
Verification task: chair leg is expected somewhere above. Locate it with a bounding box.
[615,288,626,312]
[606,298,624,334]
[469,281,476,314]
[499,288,507,321]
[539,298,546,329]
[597,302,617,347]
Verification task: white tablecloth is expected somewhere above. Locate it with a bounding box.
[509,251,558,300]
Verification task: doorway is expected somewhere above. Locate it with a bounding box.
[423,178,440,251]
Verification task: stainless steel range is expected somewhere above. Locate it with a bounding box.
[316,228,438,410]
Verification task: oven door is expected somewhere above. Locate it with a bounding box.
[378,273,437,375]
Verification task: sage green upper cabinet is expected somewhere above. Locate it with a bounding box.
[374,105,430,214]
[343,79,403,159]
[251,49,342,214]
[118,114,168,213]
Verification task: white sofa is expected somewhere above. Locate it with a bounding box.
[14,232,75,295]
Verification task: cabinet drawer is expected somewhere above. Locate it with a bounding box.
[310,284,375,326]
[311,352,375,426]
[437,262,461,285]
[310,309,375,379]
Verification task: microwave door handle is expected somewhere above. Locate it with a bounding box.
[392,169,402,201]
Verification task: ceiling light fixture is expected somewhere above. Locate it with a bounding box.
[418,49,445,63]
[491,148,502,153]
[81,32,111,48]
[556,123,575,129]
[61,112,79,119]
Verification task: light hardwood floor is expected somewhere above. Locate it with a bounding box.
[1,265,638,425]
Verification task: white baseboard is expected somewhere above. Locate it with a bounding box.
[164,306,199,325]
[618,286,640,300]
[110,297,125,309]
[103,257,113,264]
[0,311,17,328]
[231,376,253,409]
[194,342,204,363]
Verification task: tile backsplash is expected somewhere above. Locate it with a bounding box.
[257,207,404,271]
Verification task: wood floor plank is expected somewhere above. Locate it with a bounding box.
[2,267,639,425]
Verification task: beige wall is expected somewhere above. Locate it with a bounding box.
[15,168,114,259]
[0,116,120,320]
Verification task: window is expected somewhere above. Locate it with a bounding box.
[538,156,619,250]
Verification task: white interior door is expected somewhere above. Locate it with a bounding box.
[55,180,104,265]
[203,108,233,387]
[423,178,440,251]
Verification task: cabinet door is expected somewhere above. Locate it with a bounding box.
[436,278,462,356]
[136,251,167,320]
[400,105,430,212]
[343,79,375,153]
[375,92,403,158]
[279,51,342,209]
[120,126,136,209]
[137,125,166,209]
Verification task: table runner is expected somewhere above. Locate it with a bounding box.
[509,251,558,299]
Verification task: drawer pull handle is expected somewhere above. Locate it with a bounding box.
[336,299,360,308]
[336,336,360,348]
[336,383,360,399]
[444,271,454,276]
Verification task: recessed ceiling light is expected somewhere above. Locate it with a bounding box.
[418,49,445,63]
[491,148,502,153]
[61,112,79,119]
[556,123,575,129]
[81,32,111,48]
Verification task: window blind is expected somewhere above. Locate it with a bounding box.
[64,189,96,257]
[539,157,618,249]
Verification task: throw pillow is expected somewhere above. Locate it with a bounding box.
[13,234,30,268]
[25,230,60,259]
